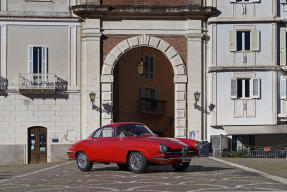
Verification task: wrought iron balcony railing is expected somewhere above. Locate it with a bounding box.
[0,76,8,92]
[139,98,166,115]
[19,73,68,94]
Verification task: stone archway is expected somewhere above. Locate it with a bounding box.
[101,35,187,138]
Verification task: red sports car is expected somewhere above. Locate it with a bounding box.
[67,122,201,173]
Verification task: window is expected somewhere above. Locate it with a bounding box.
[230,0,260,3]
[101,127,115,138]
[280,77,287,100]
[231,78,261,99]
[280,29,287,66]
[140,88,160,113]
[236,31,250,51]
[28,46,48,73]
[92,128,103,138]
[229,30,260,52]
[140,88,159,100]
[144,55,154,80]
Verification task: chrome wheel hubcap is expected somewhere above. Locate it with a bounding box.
[131,153,142,170]
[78,153,87,168]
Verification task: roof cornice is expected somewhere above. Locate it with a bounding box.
[72,5,217,20]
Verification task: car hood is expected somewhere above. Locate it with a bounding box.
[136,136,188,149]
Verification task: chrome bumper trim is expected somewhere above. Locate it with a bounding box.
[67,151,75,154]
[152,156,192,161]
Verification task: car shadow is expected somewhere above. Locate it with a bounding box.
[89,164,233,173]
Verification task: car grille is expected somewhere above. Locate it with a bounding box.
[166,147,193,156]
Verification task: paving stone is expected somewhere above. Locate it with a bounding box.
[0,158,286,191]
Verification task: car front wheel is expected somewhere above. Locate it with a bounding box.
[128,152,148,173]
[77,152,93,171]
[172,162,190,171]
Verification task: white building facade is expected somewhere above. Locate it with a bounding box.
[207,0,287,155]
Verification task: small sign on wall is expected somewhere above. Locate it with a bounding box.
[52,138,59,143]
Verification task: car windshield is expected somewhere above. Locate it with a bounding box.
[116,124,155,137]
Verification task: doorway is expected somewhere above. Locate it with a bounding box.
[113,47,175,137]
[28,127,47,163]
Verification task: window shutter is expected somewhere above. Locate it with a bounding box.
[229,30,237,52]
[251,30,260,52]
[231,78,238,99]
[280,77,287,100]
[280,29,286,66]
[28,46,33,73]
[41,46,48,73]
[251,78,261,99]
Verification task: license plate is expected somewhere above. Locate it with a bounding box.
[182,158,191,163]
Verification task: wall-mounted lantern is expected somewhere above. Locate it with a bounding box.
[89,92,96,103]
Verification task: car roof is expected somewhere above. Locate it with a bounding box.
[104,122,143,127]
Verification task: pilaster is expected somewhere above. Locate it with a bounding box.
[81,19,102,138]
[186,20,205,141]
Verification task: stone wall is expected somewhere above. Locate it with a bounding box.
[0,92,81,164]
[50,144,72,162]
[0,145,25,165]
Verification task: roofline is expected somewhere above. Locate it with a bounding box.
[72,5,218,20]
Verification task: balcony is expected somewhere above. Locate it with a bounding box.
[19,73,68,94]
[0,76,8,92]
[139,98,166,115]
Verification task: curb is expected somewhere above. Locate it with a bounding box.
[209,157,287,185]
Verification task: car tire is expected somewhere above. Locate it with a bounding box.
[117,163,129,170]
[172,162,190,172]
[76,152,93,171]
[128,152,148,174]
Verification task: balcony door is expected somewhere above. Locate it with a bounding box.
[28,127,47,163]
[28,46,48,74]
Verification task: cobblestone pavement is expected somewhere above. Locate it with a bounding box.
[0,158,287,192]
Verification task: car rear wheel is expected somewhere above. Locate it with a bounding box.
[172,162,190,172]
[77,152,93,171]
[128,152,148,173]
[117,163,129,170]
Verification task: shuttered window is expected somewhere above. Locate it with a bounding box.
[280,29,287,66]
[280,77,287,100]
[28,46,48,73]
[230,0,260,2]
[229,30,260,52]
[231,78,261,99]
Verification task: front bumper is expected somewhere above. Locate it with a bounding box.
[66,151,76,160]
[152,156,192,161]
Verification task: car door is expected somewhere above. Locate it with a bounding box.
[90,126,116,162]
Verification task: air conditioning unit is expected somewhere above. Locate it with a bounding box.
[281,0,287,4]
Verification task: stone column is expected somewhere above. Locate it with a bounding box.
[186,20,205,141]
[81,19,102,138]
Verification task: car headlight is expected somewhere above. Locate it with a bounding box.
[160,143,168,153]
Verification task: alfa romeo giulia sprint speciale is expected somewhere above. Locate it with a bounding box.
[67,122,201,173]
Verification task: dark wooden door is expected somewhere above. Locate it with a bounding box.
[28,127,47,163]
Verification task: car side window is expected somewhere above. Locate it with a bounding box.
[101,127,115,138]
[92,128,103,138]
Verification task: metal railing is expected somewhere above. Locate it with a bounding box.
[139,98,166,115]
[19,73,68,93]
[0,76,8,91]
